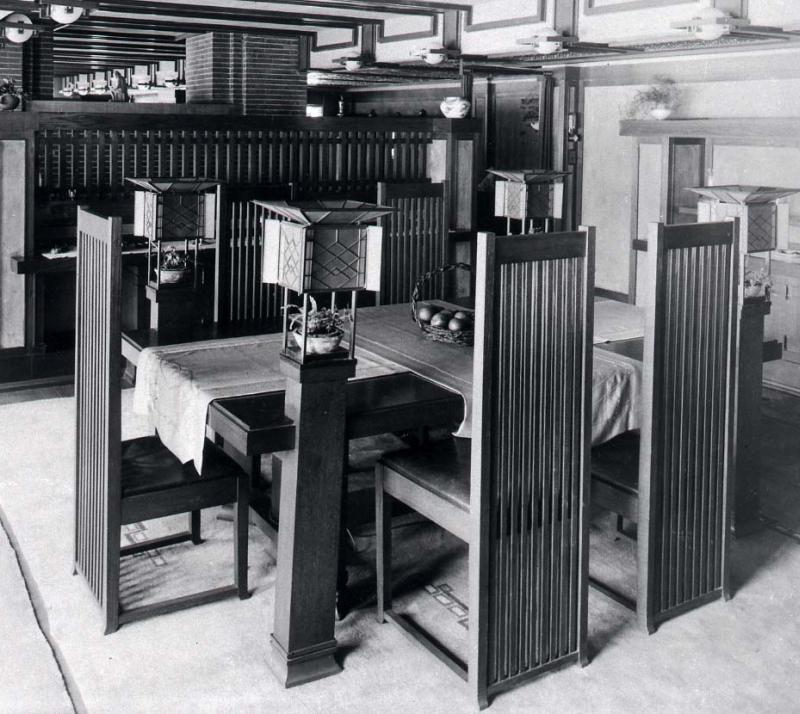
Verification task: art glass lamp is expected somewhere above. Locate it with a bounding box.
[256,199,392,363]
[688,185,800,253]
[485,169,568,234]
[126,177,221,290]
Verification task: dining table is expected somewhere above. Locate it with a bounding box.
[130,296,645,685]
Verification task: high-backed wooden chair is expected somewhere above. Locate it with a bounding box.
[376,181,448,304]
[591,220,739,633]
[375,229,595,709]
[74,207,250,634]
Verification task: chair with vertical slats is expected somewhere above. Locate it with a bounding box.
[375,228,595,709]
[376,181,448,305]
[74,207,250,634]
[590,219,739,633]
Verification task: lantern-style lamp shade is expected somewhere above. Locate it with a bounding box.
[256,200,390,292]
[688,185,800,253]
[256,199,393,362]
[127,177,220,241]
[486,169,568,223]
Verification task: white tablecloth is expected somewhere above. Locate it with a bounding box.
[133,333,398,470]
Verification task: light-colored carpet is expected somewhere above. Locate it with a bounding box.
[1,392,799,713]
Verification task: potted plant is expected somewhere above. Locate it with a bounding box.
[158,247,190,284]
[286,297,349,354]
[0,78,24,111]
[628,76,681,120]
[744,268,771,298]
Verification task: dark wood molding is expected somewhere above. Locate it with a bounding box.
[583,0,693,15]
[464,0,545,32]
[377,13,437,43]
[312,27,359,51]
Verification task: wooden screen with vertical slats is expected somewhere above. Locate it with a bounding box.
[74,207,122,622]
[639,221,738,630]
[376,181,447,305]
[471,230,594,701]
[36,118,432,198]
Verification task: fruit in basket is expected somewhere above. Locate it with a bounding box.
[448,317,469,332]
[430,310,453,328]
[416,304,438,323]
[453,310,472,322]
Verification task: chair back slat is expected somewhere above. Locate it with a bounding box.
[639,220,738,629]
[470,230,594,698]
[74,207,122,615]
[376,181,447,305]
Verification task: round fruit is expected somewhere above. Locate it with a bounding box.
[448,317,468,332]
[416,304,438,323]
[429,310,453,328]
[453,310,472,321]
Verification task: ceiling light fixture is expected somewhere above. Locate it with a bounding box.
[49,5,84,25]
[410,44,448,65]
[2,13,35,43]
[516,30,574,55]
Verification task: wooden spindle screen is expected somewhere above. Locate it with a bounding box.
[376,181,447,304]
[473,232,593,695]
[37,120,431,197]
[74,208,122,616]
[643,221,738,626]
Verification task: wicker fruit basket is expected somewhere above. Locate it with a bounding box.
[411,263,474,346]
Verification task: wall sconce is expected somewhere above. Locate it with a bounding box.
[257,199,392,363]
[671,1,749,41]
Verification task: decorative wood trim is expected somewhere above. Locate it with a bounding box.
[583,0,693,16]
[377,14,437,43]
[464,0,545,32]
[312,27,359,52]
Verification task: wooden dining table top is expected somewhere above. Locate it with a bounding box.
[133,299,645,471]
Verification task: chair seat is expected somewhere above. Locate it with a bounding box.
[380,437,471,513]
[121,436,238,498]
[591,431,640,495]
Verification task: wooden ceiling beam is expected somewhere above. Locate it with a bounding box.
[61,18,316,38]
[93,0,377,27]
[234,0,468,16]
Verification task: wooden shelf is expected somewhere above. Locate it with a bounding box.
[620,118,800,146]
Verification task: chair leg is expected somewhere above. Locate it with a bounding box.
[190,510,202,544]
[375,465,392,623]
[235,476,250,599]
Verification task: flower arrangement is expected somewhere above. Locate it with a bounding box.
[286,297,350,354]
[0,78,24,110]
[160,247,189,271]
[627,76,681,119]
[287,297,348,336]
[744,268,771,298]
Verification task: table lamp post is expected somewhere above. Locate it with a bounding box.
[126,177,221,333]
[486,169,568,235]
[688,184,800,535]
[256,199,391,687]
